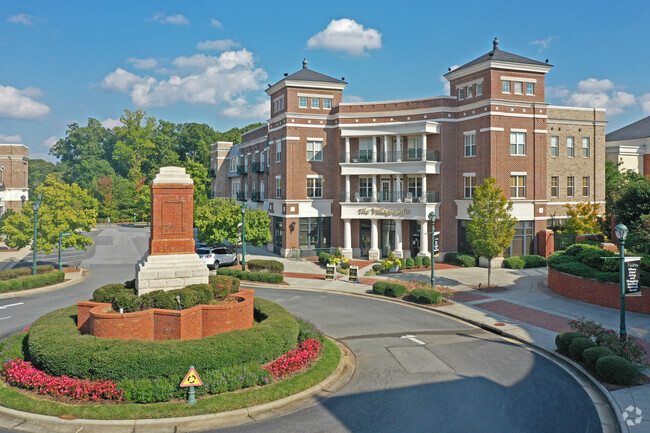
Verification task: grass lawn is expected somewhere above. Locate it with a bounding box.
[0,338,340,419]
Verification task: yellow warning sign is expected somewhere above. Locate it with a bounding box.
[180,366,203,387]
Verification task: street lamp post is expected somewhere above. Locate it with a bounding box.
[615,223,629,342]
[31,195,42,275]
[241,204,247,271]
[20,195,26,208]
[428,211,436,289]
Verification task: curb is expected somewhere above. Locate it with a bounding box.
[0,338,355,433]
[0,269,88,300]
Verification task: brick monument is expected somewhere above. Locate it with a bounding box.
[136,167,208,295]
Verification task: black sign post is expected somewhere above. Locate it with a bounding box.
[624,258,641,295]
[349,266,358,283]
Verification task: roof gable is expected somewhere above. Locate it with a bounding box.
[606,115,650,141]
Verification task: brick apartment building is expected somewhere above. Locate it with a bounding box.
[0,144,29,217]
[215,39,606,260]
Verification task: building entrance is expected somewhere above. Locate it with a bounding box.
[410,220,420,257]
[381,220,396,258]
[360,220,371,259]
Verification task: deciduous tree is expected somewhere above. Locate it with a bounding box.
[563,202,602,235]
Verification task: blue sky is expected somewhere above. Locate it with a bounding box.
[1,0,649,161]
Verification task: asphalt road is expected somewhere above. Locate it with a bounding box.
[0,227,602,432]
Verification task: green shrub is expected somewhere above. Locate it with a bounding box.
[240,271,251,280]
[340,261,351,270]
[422,256,432,267]
[582,346,614,372]
[184,284,214,305]
[547,252,574,267]
[520,255,547,268]
[296,317,324,343]
[596,272,620,283]
[209,275,240,297]
[576,245,617,271]
[408,288,442,304]
[0,271,65,293]
[318,252,331,266]
[0,265,55,281]
[385,283,407,298]
[249,272,262,282]
[372,281,389,295]
[372,264,383,273]
[596,355,639,385]
[555,332,585,355]
[445,253,477,267]
[413,256,423,268]
[553,262,599,279]
[27,299,299,381]
[568,337,597,361]
[247,259,284,273]
[139,290,177,311]
[405,257,414,269]
[92,283,128,303]
[503,257,525,269]
[267,273,284,284]
[112,292,140,313]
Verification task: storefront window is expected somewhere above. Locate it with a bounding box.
[507,221,534,257]
[299,217,330,251]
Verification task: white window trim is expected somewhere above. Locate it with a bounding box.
[501,76,537,83]
[311,97,320,109]
[463,130,477,136]
[463,172,476,177]
[526,82,534,95]
[298,97,308,108]
[306,174,323,179]
[510,171,527,176]
[511,128,527,133]
[306,137,324,141]
[513,81,523,95]
[502,81,511,93]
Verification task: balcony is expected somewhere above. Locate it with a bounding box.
[340,150,439,163]
[237,165,248,175]
[340,191,440,203]
[339,150,441,176]
[339,190,440,221]
[251,191,265,202]
[251,162,265,173]
[236,191,247,201]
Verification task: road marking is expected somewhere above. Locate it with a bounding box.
[0,302,24,310]
[0,316,10,321]
[401,335,426,345]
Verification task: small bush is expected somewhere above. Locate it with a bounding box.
[568,337,597,361]
[385,283,407,298]
[596,355,639,385]
[112,292,140,313]
[408,288,442,304]
[240,271,251,280]
[555,332,585,355]
[0,265,55,281]
[413,256,423,268]
[583,346,614,372]
[247,259,284,273]
[521,255,547,268]
[93,283,127,303]
[398,258,406,269]
[372,281,389,295]
[209,275,240,297]
[267,273,284,284]
[184,284,214,305]
[340,261,351,270]
[553,262,599,279]
[503,257,525,269]
[372,264,383,273]
[249,272,262,282]
[405,257,414,269]
[547,252,574,267]
[422,256,432,267]
[445,253,477,267]
[0,271,65,293]
[318,252,331,266]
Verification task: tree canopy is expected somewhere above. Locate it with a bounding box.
[563,202,602,235]
[195,199,271,247]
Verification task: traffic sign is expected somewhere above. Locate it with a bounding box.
[61,232,71,237]
[180,366,203,387]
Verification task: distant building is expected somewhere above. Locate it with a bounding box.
[210,141,235,199]
[605,116,650,176]
[213,39,607,259]
[0,144,29,216]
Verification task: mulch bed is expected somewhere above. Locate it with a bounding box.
[471,285,509,293]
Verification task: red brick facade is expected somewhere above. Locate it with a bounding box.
[0,144,29,216]
[77,289,254,341]
[150,183,195,255]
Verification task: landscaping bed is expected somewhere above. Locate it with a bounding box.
[0,265,65,294]
[371,280,453,306]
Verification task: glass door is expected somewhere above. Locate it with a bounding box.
[381,178,391,202]
[360,220,371,258]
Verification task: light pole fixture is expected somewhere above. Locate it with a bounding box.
[615,223,628,341]
[20,195,26,208]
[241,203,247,271]
[31,195,42,276]
[428,211,436,289]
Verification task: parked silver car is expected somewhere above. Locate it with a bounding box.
[196,246,237,270]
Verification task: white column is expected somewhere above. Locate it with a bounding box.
[422,174,427,203]
[396,135,402,162]
[369,219,380,261]
[343,219,353,258]
[419,220,430,257]
[383,135,389,162]
[345,137,350,163]
[371,176,377,202]
[394,220,403,258]
[372,136,378,162]
[421,133,427,161]
[345,175,350,202]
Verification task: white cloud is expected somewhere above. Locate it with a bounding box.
[546,86,570,99]
[101,118,123,129]
[210,18,223,28]
[222,98,269,119]
[551,78,637,115]
[0,134,23,143]
[101,68,152,92]
[577,78,614,93]
[307,18,382,56]
[0,84,50,119]
[639,94,650,113]
[197,39,241,51]
[42,136,57,147]
[7,13,34,25]
[343,95,364,103]
[126,57,158,70]
[439,65,459,94]
[531,36,556,52]
[150,12,189,25]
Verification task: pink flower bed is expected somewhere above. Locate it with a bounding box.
[264,339,321,378]
[2,358,124,401]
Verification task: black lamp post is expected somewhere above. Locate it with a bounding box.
[615,223,629,341]
[428,211,436,289]
[20,195,26,208]
[241,204,247,271]
[32,195,42,275]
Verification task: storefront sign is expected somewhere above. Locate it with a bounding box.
[625,257,641,295]
[326,264,335,280]
[349,266,358,283]
[357,208,411,217]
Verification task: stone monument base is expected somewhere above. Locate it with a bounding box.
[136,254,209,295]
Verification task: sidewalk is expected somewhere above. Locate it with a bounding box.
[0,245,31,271]
[241,246,649,432]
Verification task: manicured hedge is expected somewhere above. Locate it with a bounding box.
[555,332,585,355]
[568,337,597,362]
[413,256,422,268]
[520,255,547,268]
[405,258,414,269]
[596,355,639,385]
[318,252,331,266]
[503,257,525,269]
[27,298,299,381]
[582,346,614,372]
[444,252,477,267]
[0,271,65,294]
[0,265,55,281]
[372,281,407,297]
[408,288,442,305]
[217,267,283,283]
[247,259,284,273]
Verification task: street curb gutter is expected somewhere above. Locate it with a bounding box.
[0,338,355,433]
[0,269,88,300]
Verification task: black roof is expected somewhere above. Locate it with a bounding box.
[448,38,550,75]
[277,59,346,85]
[606,116,650,141]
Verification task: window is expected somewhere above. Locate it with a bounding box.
[229,158,237,172]
[464,133,476,157]
[509,221,534,257]
[526,83,534,95]
[299,97,307,108]
[311,97,320,109]
[502,81,510,93]
[408,177,422,198]
[359,138,373,162]
[510,132,526,155]
[251,153,256,164]
[359,177,372,198]
[582,137,590,157]
[299,217,331,250]
[476,83,482,96]
[306,140,323,161]
[467,86,473,98]
[514,81,523,94]
[551,176,559,197]
[510,175,526,198]
[307,178,323,198]
[567,137,575,158]
[260,181,265,200]
[458,88,465,100]
[407,137,422,159]
[275,177,282,198]
[550,136,559,157]
[567,176,574,197]
[260,151,265,167]
[464,176,476,198]
[323,98,331,109]
[276,142,281,162]
[582,176,590,196]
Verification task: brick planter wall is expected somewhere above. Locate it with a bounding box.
[548,268,649,314]
[77,289,254,340]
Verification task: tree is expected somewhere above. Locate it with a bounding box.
[605,160,647,232]
[1,175,98,254]
[183,158,210,205]
[563,202,602,235]
[112,110,157,181]
[194,199,271,247]
[244,209,272,247]
[466,177,516,287]
[614,180,650,228]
